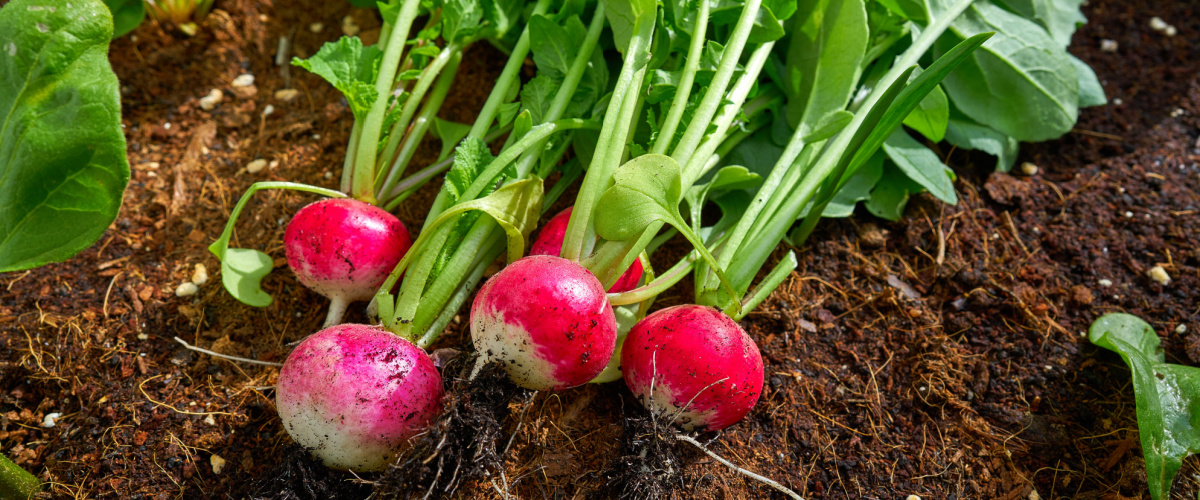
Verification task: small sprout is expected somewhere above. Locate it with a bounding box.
[210,454,226,474]
[341,15,360,36]
[198,89,222,111]
[175,282,199,297]
[274,89,300,102]
[231,73,255,88]
[191,263,208,286]
[1019,162,1039,176]
[245,159,267,174]
[1100,39,1118,52]
[1148,265,1171,286]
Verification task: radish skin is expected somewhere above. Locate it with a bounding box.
[276,324,443,471]
[471,255,617,390]
[530,207,644,293]
[621,305,764,431]
[284,198,412,326]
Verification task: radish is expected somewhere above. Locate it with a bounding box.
[276,324,443,472]
[621,305,764,431]
[530,207,645,293]
[470,255,617,391]
[284,198,413,327]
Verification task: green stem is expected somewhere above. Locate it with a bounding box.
[607,251,697,306]
[466,0,553,140]
[350,0,421,203]
[209,182,347,259]
[376,52,463,201]
[417,228,506,348]
[0,452,40,500]
[375,42,462,187]
[340,121,361,193]
[651,0,709,155]
[561,12,657,261]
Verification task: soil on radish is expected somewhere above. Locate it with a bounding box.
[1,0,1198,498]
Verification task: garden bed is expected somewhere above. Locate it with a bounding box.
[1,0,1198,498]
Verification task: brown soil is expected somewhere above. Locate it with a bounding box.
[2,0,1198,498]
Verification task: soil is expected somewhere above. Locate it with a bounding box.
[1,0,1198,498]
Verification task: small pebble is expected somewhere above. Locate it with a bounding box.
[1164,25,1177,37]
[137,333,149,340]
[246,159,268,174]
[1113,98,1123,106]
[1100,39,1118,52]
[175,282,199,297]
[1019,162,1039,176]
[204,414,217,426]
[269,160,280,169]
[191,263,208,286]
[275,89,301,102]
[309,22,324,33]
[1098,279,1113,287]
[1171,108,1185,117]
[1029,489,1042,500]
[1149,17,1168,31]
[262,104,275,117]
[1123,211,1133,218]
[1148,265,1171,286]
[41,413,62,428]
[907,496,921,500]
[198,89,223,111]
[1176,324,1188,334]
[342,15,360,36]
[324,171,334,179]
[232,73,255,87]
[210,454,227,474]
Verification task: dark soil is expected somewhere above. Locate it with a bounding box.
[1,0,1198,498]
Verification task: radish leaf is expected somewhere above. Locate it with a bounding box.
[0,0,129,273]
[103,0,145,38]
[292,37,382,120]
[1089,313,1200,500]
[881,128,956,204]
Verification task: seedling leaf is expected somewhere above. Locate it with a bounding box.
[292,37,382,120]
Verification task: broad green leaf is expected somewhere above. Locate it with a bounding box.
[748,5,786,44]
[496,101,521,129]
[1089,313,1200,500]
[1070,54,1106,108]
[723,125,785,179]
[945,110,1020,172]
[803,109,854,143]
[443,0,485,42]
[994,0,1085,47]
[882,129,956,204]
[430,177,544,264]
[567,49,610,120]
[432,118,471,161]
[784,0,868,129]
[520,75,559,125]
[604,0,657,54]
[529,14,585,77]
[903,69,949,142]
[103,0,145,38]
[292,37,382,120]
[444,138,496,204]
[936,1,1079,142]
[686,166,762,231]
[0,0,130,272]
[208,182,346,307]
[864,162,924,221]
[876,0,926,21]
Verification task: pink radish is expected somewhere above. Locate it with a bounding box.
[276,324,443,471]
[284,198,413,326]
[530,207,644,293]
[470,255,617,391]
[621,305,764,431]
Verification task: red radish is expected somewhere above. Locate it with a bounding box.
[284,198,413,326]
[470,255,617,391]
[276,324,443,472]
[621,305,764,431]
[530,207,644,293]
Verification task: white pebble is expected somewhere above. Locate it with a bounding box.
[1019,162,1039,176]
[246,159,268,174]
[1164,25,1177,37]
[210,454,227,474]
[342,15,360,36]
[1149,17,1168,31]
[1100,39,1118,52]
[324,171,334,179]
[262,104,275,117]
[269,160,280,169]
[1098,279,1113,287]
[191,263,208,286]
[1113,98,1123,106]
[204,414,217,426]
[232,73,255,87]
[137,333,149,340]
[1171,108,1185,117]
[907,496,922,500]
[198,89,223,111]
[1176,324,1188,334]
[41,413,62,428]
[175,282,199,297]
[1123,211,1133,218]
[309,22,324,33]
[275,89,300,102]
[1148,266,1171,286]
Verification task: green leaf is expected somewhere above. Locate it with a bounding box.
[902,70,950,142]
[529,14,585,77]
[432,118,471,161]
[881,129,956,204]
[292,37,382,121]
[207,182,346,307]
[0,0,130,272]
[444,138,496,205]
[443,0,485,42]
[603,0,657,54]
[103,0,145,38]
[431,177,544,264]
[876,0,926,21]
[864,161,923,221]
[520,75,557,124]
[784,0,868,129]
[1070,53,1107,108]
[936,1,1080,142]
[495,101,521,129]
[993,0,1085,47]
[1089,313,1200,500]
[799,150,883,218]
[686,166,762,231]
[748,5,786,44]
[945,110,1020,172]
